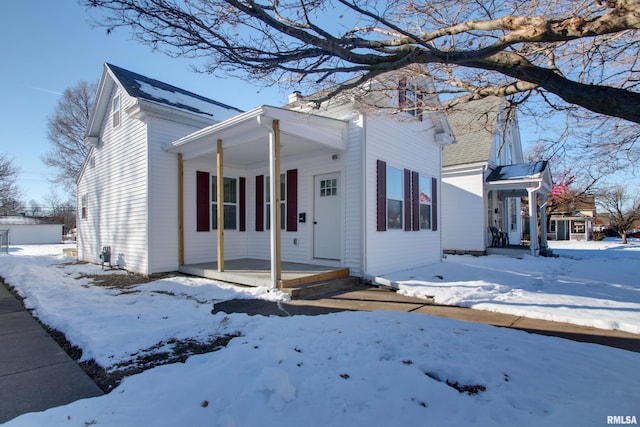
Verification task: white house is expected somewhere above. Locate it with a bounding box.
[77,64,454,289]
[441,97,552,256]
[0,216,63,245]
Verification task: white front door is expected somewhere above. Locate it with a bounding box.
[313,173,341,260]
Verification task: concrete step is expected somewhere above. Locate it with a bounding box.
[282,276,361,299]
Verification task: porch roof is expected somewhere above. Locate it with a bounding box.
[165,105,349,164]
[485,161,552,197]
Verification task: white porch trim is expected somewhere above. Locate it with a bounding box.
[165,105,349,290]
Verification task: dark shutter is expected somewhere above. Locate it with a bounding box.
[416,92,423,122]
[196,171,210,232]
[286,169,298,232]
[404,168,411,231]
[255,175,264,232]
[412,171,420,231]
[239,177,246,232]
[432,177,438,231]
[376,160,387,231]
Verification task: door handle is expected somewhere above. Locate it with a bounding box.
[314,221,318,224]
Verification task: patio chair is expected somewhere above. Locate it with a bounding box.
[489,226,500,247]
[489,226,509,247]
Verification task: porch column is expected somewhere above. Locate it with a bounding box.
[528,189,539,256]
[269,120,282,289]
[178,154,185,265]
[540,197,548,251]
[217,139,224,272]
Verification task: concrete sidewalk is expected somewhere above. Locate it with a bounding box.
[0,283,103,424]
[214,285,640,353]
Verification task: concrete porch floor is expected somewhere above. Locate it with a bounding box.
[178,258,351,289]
[486,244,531,257]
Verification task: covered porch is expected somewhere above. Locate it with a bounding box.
[165,105,350,290]
[485,161,553,257]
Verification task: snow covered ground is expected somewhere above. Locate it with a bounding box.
[383,239,640,334]
[1,241,639,426]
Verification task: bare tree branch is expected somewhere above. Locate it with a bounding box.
[43,81,95,191]
[83,0,640,124]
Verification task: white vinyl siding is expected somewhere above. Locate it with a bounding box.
[363,112,442,276]
[146,117,204,273]
[441,165,487,252]
[77,86,149,273]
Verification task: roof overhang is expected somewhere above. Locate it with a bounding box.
[165,105,349,166]
[485,161,552,198]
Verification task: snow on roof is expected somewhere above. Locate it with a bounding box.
[106,63,243,120]
[486,161,548,182]
[0,216,62,226]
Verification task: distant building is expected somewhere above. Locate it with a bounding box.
[547,195,596,241]
[0,215,63,244]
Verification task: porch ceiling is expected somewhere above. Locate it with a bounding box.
[165,105,349,165]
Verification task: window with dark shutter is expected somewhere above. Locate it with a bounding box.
[411,171,420,231]
[376,160,387,231]
[255,175,264,231]
[286,169,298,232]
[239,177,246,232]
[418,175,432,230]
[432,177,438,231]
[196,171,210,232]
[404,169,412,231]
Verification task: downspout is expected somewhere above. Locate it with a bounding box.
[359,111,368,277]
[257,114,281,290]
[178,153,184,266]
[217,139,224,272]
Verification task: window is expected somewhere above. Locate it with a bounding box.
[112,95,121,128]
[265,174,286,230]
[377,160,438,232]
[320,178,337,197]
[398,78,424,120]
[212,176,237,230]
[418,175,432,230]
[81,194,88,219]
[387,166,403,229]
[510,198,517,231]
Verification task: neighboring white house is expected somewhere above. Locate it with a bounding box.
[0,216,63,244]
[441,97,552,256]
[77,64,454,287]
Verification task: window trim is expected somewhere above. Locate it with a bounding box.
[212,175,238,230]
[112,94,121,128]
[418,175,433,230]
[386,165,404,230]
[265,173,286,230]
[81,194,88,220]
[398,78,424,121]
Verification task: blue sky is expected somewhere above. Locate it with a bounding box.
[0,1,286,207]
[1,1,637,209]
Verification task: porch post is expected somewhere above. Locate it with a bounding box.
[178,153,185,265]
[269,120,282,289]
[217,139,224,272]
[528,189,539,256]
[540,197,548,251]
